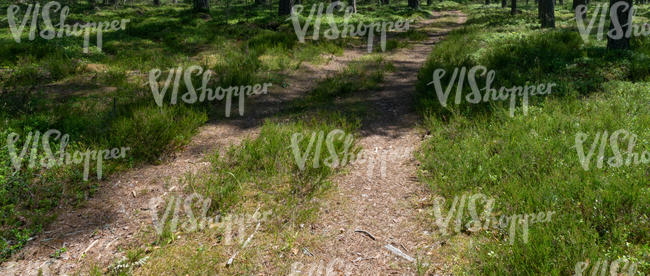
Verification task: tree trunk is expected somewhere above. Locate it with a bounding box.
[607,0,632,50]
[428,0,432,5]
[255,0,266,5]
[485,0,490,5]
[502,0,507,8]
[511,0,517,14]
[193,0,209,12]
[383,0,389,4]
[559,0,563,5]
[154,0,160,5]
[278,0,292,15]
[540,0,555,28]
[408,0,419,8]
[348,0,357,13]
[572,0,586,19]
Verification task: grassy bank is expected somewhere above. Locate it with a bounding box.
[415,3,649,274]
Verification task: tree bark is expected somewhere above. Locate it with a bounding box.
[154,0,160,5]
[255,0,266,5]
[408,0,419,8]
[502,0,507,8]
[279,0,292,15]
[485,0,490,5]
[607,0,633,50]
[511,0,517,14]
[572,0,586,19]
[193,0,209,12]
[540,0,555,28]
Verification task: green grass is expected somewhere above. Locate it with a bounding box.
[416,3,650,275]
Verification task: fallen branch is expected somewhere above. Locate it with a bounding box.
[354,229,376,240]
[384,244,414,262]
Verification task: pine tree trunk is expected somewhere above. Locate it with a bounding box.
[511,0,517,14]
[572,0,586,19]
[193,0,209,12]
[408,0,419,8]
[540,0,555,28]
[154,0,160,5]
[607,0,632,50]
[279,0,292,15]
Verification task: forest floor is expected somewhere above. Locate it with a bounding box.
[0,10,466,275]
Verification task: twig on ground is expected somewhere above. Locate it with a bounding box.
[354,229,377,240]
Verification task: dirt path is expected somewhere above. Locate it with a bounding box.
[0,46,368,276]
[0,11,465,276]
[295,11,467,275]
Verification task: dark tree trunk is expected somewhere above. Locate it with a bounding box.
[408,0,419,8]
[572,0,586,18]
[511,0,517,14]
[540,0,555,28]
[154,0,160,5]
[383,0,389,4]
[502,0,507,8]
[559,0,563,5]
[485,0,490,5]
[428,0,432,5]
[255,0,266,5]
[279,0,292,15]
[607,0,633,50]
[193,0,209,12]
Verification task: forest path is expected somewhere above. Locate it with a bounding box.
[296,11,467,275]
[0,37,369,276]
[0,10,465,276]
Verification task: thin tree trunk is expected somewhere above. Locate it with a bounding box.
[348,0,357,13]
[502,0,507,8]
[540,0,555,28]
[408,0,419,8]
[154,0,160,5]
[486,0,490,5]
[607,0,633,50]
[511,0,517,14]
